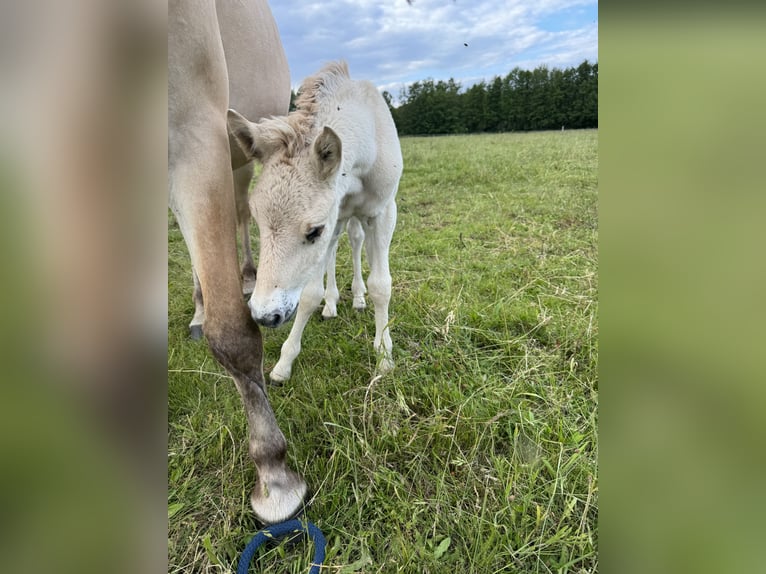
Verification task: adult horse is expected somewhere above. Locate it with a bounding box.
[228,61,402,382]
[169,0,306,524]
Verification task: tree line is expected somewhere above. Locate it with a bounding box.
[383,60,598,135]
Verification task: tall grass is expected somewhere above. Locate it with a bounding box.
[169,130,598,573]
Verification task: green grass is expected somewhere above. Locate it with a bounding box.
[168,130,598,573]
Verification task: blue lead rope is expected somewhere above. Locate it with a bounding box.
[237,519,326,574]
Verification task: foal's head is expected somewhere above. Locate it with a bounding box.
[228,109,343,328]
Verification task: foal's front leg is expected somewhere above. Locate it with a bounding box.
[270,267,325,382]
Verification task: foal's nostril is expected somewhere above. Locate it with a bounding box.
[250,305,283,328]
[255,312,281,328]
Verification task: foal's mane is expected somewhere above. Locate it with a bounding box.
[260,61,350,159]
[294,60,350,118]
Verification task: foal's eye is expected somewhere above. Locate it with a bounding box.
[305,225,325,244]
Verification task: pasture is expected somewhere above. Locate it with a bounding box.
[168,130,598,573]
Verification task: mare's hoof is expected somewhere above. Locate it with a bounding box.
[251,471,308,526]
[242,280,255,298]
[242,269,256,297]
[189,324,204,340]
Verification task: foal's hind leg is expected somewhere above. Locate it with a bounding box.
[348,216,367,311]
[321,225,342,319]
[234,162,256,296]
[271,267,325,382]
[365,201,397,374]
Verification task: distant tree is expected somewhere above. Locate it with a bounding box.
[381,90,394,113]
[390,60,597,135]
[426,79,462,134]
[548,68,568,128]
[583,62,598,128]
[485,76,503,132]
[527,66,550,130]
[463,81,488,133]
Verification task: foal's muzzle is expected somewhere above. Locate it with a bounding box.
[251,303,297,328]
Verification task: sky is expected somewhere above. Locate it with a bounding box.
[270,0,598,104]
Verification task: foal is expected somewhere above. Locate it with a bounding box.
[228,61,402,381]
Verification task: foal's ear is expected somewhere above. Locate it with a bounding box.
[312,126,342,180]
[227,108,265,162]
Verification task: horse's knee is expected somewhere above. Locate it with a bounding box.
[367,272,391,304]
[204,315,264,386]
[300,279,325,311]
[348,217,365,246]
[321,288,339,319]
[236,201,250,228]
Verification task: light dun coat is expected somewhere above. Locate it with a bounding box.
[187,0,291,338]
[228,62,402,382]
[169,0,306,524]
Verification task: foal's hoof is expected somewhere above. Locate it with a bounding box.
[189,324,204,340]
[321,304,337,320]
[269,365,291,384]
[251,471,308,525]
[352,296,367,312]
[376,356,395,376]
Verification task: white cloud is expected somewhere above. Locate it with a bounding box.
[271,0,597,91]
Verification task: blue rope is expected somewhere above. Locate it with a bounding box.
[237,519,326,574]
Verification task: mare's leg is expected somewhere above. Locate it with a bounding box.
[364,201,397,374]
[169,0,305,524]
[321,223,344,319]
[271,267,325,382]
[171,156,306,522]
[348,216,367,311]
[234,162,256,296]
[189,161,252,340]
[189,267,205,339]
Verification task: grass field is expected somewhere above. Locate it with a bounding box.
[168,130,598,573]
